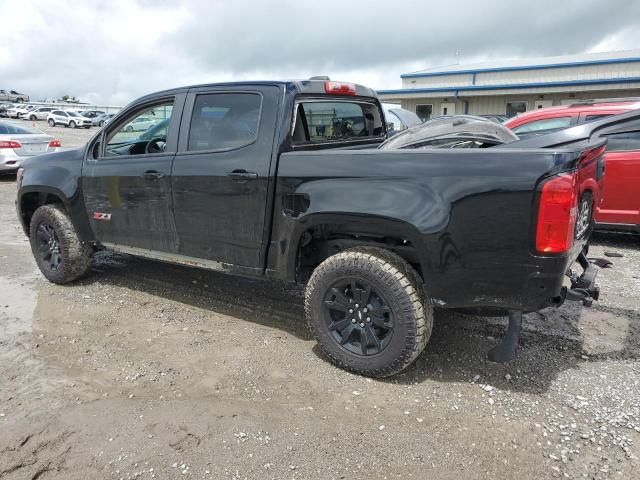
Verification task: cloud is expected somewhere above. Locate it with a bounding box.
[1,0,639,105]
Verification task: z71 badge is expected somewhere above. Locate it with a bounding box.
[93,212,112,221]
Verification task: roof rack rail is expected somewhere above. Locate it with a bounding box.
[568,97,640,107]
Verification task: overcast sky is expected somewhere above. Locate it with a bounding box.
[2,0,639,106]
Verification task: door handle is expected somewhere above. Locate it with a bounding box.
[142,170,166,180]
[228,169,258,181]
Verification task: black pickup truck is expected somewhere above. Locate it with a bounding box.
[16,79,611,377]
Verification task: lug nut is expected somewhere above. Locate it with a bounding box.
[363,308,368,313]
[348,308,354,314]
[359,322,365,327]
[351,318,356,324]
[355,304,359,308]
[366,317,371,322]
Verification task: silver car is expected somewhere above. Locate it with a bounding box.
[0,89,30,103]
[0,121,60,173]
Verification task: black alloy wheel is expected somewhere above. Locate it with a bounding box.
[324,278,394,356]
[35,221,63,272]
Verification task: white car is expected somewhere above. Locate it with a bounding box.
[47,110,92,129]
[22,106,56,121]
[6,104,32,119]
[123,116,156,132]
[0,121,60,173]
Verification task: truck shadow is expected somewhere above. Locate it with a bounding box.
[76,243,638,396]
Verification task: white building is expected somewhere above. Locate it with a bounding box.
[378,50,640,120]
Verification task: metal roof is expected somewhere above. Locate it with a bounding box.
[401,49,640,79]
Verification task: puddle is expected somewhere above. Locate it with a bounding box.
[0,275,37,337]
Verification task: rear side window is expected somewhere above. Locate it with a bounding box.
[187,93,261,151]
[292,100,384,143]
[583,114,612,123]
[604,130,640,152]
[512,117,573,134]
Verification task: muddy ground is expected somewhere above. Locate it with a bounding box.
[0,176,639,480]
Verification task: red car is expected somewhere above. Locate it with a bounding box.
[505,101,640,231]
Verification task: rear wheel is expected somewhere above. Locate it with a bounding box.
[48,119,55,127]
[29,114,37,121]
[305,247,432,377]
[29,205,92,284]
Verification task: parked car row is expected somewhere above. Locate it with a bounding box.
[0,103,118,129]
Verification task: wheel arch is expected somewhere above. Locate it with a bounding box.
[280,213,430,285]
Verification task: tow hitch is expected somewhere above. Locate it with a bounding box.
[563,252,600,307]
[488,252,603,364]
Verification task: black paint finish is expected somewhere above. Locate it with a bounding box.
[17,79,629,314]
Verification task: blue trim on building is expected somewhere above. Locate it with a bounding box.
[377,76,640,96]
[400,56,640,79]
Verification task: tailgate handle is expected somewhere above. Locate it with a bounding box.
[142,170,166,180]
[228,169,258,181]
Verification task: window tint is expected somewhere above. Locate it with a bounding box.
[512,117,572,134]
[604,130,640,152]
[583,114,612,123]
[106,101,174,156]
[187,93,261,151]
[293,101,383,143]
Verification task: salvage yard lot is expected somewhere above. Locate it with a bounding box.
[1,170,640,478]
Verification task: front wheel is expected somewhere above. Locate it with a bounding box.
[305,247,432,377]
[69,120,76,128]
[29,204,92,284]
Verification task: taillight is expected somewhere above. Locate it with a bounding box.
[48,139,61,147]
[535,173,578,254]
[324,81,356,96]
[0,140,21,149]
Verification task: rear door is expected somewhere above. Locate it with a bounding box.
[171,85,280,272]
[595,128,640,226]
[82,94,185,251]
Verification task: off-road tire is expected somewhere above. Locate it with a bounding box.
[29,204,92,284]
[305,247,433,377]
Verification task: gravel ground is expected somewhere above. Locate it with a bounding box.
[0,177,639,480]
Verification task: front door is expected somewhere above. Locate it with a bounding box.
[171,86,279,271]
[595,129,640,226]
[440,102,456,116]
[83,95,185,252]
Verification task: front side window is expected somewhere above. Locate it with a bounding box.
[187,93,261,151]
[604,130,640,152]
[292,100,383,143]
[512,117,572,134]
[105,101,174,156]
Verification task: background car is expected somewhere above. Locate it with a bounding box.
[505,100,640,231]
[6,105,27,119]
[0,104,10,118]
[92,113,115,126]
[22,106,56,121]
[0,121,60,174]
[382,104,422,136]
[0,89,30,103]
[47,110,92,129]
[123,116,156,132]
[80,110,106,119]
[504,99,640,138]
